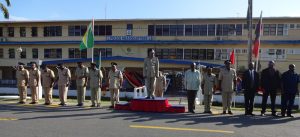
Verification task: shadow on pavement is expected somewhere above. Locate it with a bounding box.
[100,110,300,128]
[1,103,299,128]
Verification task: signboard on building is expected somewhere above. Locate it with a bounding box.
[106,36,153,41]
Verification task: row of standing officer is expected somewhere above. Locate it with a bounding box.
[16,62,108,107]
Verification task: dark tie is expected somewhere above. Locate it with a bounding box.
[250,71,254,88]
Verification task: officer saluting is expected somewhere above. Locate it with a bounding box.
[143,48,159,99]
[88,62,103,107]
[29,62,40,104]
[41,64,55,105]
[56,63,71,106]
[16,62,29,104]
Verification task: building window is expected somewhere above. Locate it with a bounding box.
[127,24,133,30]
[20,27,26,37]
[0,48,3,58]
[268,49,275,55]
[270,24,276,35]
[199,25,208,36]
[283,24,289,35]
[184,49,192,59]
[229,24,236,35]
[167,49,176,59]
[277,24,283,36]
[216,24,235,36]
[148,25,155,36]
[68,48,87,58]
[263,24,277,36]
[208,24,216,36]
[215,49,229,60]
[216,24,223,36]
[44,26,62,37]
[93,48,112,58]
[289,24,295,29]
[199,49,206,60]
[162,49,169,59]
[8,48,15,58]
[193,25,200,36]
[0,27,3,37]
[8,27,14,37]
[20,48,26,59]
[185,25,193,36]
[260,49,286,60]
[191,49,199,60]
[94,25,112,36]
[162,25,170,36]
[126,24,133,36]
[44,49,62,58]
[32,48,38,59]
[155,49,162,59]
[236,24,243,36]
[263,24,269,35]
[154,48,183,59]
[68,25,87,36]
[176,25,184,36]
[155,25,162,36]
[207,49,214,60]
[31,27,38,37]
[176,48,183,59]
[170,25,177,36]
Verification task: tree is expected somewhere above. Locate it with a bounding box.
[0,0,11,19]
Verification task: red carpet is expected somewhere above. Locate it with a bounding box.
[115,98,185,113]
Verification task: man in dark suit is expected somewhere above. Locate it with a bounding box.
[260,60,281,116]
[242,62,259,116]
[281,64,299,117]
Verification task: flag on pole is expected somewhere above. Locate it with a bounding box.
[230,49,235,65]
[253,12,263,58]
[246,0,252,30]
[80,23,94,50]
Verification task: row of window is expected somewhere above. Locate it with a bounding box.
[0,25,113,37]
[1,48,112,59]
[154,48,233,60]
[0,23,291,37]
[154,48,288,60]
[148,24,288,36]
[0,47,292,60]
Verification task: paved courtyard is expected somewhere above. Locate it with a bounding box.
[0,98,300,137]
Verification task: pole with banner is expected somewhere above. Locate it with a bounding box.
[80,19,95,61]
[254,11,263,71]
[92,18,95,63]
[247,0,253,65]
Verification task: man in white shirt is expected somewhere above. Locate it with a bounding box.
[184,63,201,113]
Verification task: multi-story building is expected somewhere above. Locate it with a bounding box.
[0,17,300,87]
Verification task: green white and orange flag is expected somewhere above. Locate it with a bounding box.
[80,23,94,50]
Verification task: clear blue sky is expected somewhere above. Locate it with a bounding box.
[1,0,300,21]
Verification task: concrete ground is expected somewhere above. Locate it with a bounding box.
[0,97,300,137]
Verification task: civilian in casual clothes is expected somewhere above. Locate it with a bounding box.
[184,63,201,113]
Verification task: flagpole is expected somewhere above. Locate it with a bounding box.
[99,51,101,69]
[255,11,263,71]
[234,49,237,71]
[247,0,253,65]
[92,18,95,63]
